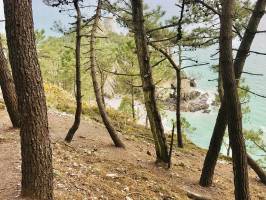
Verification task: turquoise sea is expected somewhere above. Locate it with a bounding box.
[162,26,266,157]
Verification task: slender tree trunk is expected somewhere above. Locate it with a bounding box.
[131,0,169,163]
[176,45,183,148]
[90,0,125,148]
[200,0,266,187]
[65,0,82,143]
[97,65,106,108]
[220,1,250,199]
[131,77,136,120]
[176,68,183,148]
[3,0,53,199]
[100,71,106,108]
[149,43,183,148]
[0,37,20,128]
[168,123,175,169]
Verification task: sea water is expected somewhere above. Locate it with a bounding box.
[173,30,266,156]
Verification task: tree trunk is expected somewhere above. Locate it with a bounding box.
[131,77,136,120]
[100,70,106,108]
[131,0,169,163]
[90,0,125,148]
[176,45,183,148]
[149,42,183,148]
[176,68,183,148]
[247,154,266,184]
[3,0,53,199]
[65,0,82,143]
[220,1,250,199]
[97,65,106,108]
[0,37,20,128]
[199,101,228,186]
[200,0,266,187]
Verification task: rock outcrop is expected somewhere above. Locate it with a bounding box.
[160,78,210,113]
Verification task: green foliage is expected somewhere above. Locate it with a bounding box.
[35,29,46,46]
[181,117,196,133]
[244,129,266,168]
[118,96,132,115]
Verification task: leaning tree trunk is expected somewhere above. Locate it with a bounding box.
[65,0,82,143]
[0,37,20,128]
[3,0,53,199]
[98,67,106,108]
[200,0,266,187]
[219,0,250,199]
[247,154,266,184]
[90,0,125,148]
[131,0,169,163]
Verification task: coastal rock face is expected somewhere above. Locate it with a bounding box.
[182,92,210,112]
[161,78,210,113]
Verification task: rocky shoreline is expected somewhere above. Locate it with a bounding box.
[165,91,210,113]
[160,78,211,113]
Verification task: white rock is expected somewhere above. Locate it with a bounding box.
[106,173,119,178]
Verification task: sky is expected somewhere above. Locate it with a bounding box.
[0,0,265,36]
[0,0,177,35]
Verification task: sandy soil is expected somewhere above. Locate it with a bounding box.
[0,109,265,200]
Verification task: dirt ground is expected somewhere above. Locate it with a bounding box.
[0,109,265,200]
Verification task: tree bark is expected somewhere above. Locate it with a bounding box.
[3,0,54,199]
[176,45,183,148]
[200,0,266,187]
[199,100,228,186]
[65,0,82,143]
[99,68,106,108]
[131,0,169,163]
[0,37,20,128]
[247,154,266,184]
[175,68,183,148]
[130,77,136,120]
[90,0,125,148]
[219,0,250,199]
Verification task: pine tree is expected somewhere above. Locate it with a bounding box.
[3,0,54,199]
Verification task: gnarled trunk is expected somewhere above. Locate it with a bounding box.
[4,0,53,199]
[131,0,169,163]
[0,38,20,128]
